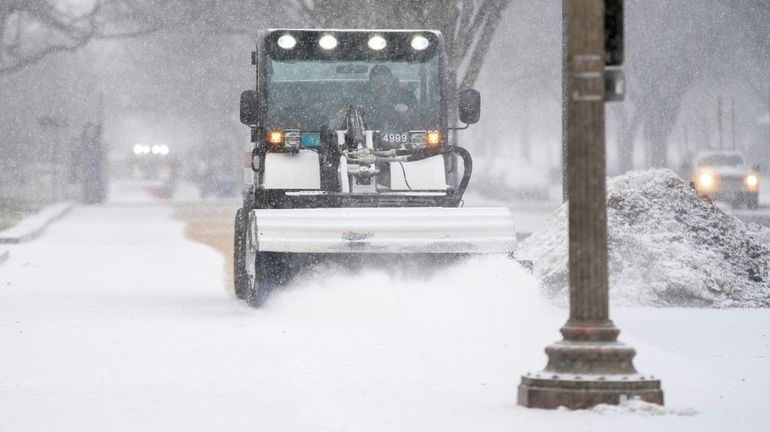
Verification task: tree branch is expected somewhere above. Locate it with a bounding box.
[459,0,507,89]
[0,35,91,74]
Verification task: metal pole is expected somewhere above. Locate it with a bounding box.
[561,0,569,202]
[518,0,662,409]
[565,0,610,327]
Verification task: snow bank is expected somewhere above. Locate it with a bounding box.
[591,398,698,417]
[0,202,72,244]
[519,169,770,307]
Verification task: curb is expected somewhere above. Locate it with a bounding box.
[0,202,73,244]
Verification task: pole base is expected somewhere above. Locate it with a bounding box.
[519,323,664,409]
[518,373,663,409]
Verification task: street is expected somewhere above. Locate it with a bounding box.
[1,182,769,431]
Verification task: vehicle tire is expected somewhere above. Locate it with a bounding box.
[244,216,288,308]
[245,251,284,308]
[233,208,248,299]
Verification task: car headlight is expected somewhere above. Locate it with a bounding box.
[698,172,715,188]
[746,174,759,188]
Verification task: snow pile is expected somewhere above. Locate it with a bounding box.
[519,169,770,307]
[591,398,698,417]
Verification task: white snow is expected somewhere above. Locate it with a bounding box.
[1,184,769,431]
[520,169,770,307]
[0,202,72,244]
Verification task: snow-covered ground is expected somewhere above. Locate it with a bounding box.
[1,182,769,431]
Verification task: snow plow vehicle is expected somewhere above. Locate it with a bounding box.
[234,29,517,307]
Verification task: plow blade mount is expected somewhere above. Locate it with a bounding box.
[249,207,517,254]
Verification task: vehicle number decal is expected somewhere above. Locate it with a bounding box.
[382,133,408,144]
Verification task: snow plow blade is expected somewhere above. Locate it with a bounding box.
[249,207,517,254]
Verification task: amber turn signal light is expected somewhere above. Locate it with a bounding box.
[426,130,441,148]
[267,130,284,146]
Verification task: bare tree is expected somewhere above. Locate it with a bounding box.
[0,0,104,74]
[293,0,512,92]
[615,0,769,170]
[0,0,191,75]
[2,0,512,92]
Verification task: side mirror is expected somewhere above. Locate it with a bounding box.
[240,90,259,125]
[459,89,481,125]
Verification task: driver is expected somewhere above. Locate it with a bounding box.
[363,65,417,130]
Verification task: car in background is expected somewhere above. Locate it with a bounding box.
[691,150,760,209]
[128,144,179,198]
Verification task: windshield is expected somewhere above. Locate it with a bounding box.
[697,154,745,167]
[265,58,442,133]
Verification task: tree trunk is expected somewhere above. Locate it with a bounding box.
[617,109,642,173]
[520,102,532,163]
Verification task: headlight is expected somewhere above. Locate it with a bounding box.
[318,34,338,50]
[411,35,430,51]
[284,129,301,149]
[426,130,441,148]
[698,172,715,188]
[368,35,387,51]
[746,174,759,187]
[277,34,296,50]
[409,131,426,148]
[407,130,442,149]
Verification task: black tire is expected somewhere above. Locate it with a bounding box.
[246,252,285,308]
[233,208,248,299]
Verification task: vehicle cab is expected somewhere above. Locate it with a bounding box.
[239,29,481,210]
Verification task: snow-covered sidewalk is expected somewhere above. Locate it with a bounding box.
[1,200,769,431]
[0,202,72,244]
